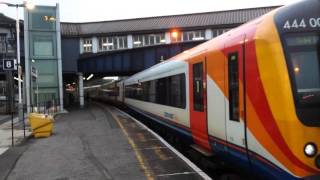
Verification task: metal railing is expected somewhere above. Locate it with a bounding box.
[30,99,61,115]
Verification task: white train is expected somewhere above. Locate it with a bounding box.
[87,0,320,179]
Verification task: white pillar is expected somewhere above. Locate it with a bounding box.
[127,35,133,49]
[92,36,98,53]
[165,32,171,44]
[56,3,64,111]
[79,38,83,54]
[24,7,31,113]
[205,29,213,40]
[78,73,84,108]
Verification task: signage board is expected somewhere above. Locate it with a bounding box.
[3,59,17,71]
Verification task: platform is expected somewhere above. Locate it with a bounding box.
[1,103,209,180]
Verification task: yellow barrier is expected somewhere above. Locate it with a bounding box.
[28,113,54,138]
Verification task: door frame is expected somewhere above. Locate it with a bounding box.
[189,58,211,150]
[224,34,249,158]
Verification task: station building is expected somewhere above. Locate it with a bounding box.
[0,6,277,110]
[60,6,277,79]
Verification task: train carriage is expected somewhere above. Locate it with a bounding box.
[90,0,320,179]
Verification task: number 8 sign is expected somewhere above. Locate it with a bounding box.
[3,59,16,71]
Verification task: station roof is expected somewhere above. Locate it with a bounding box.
[0,13,15,26]
[61,6,279,37]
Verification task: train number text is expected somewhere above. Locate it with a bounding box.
[283,18,320,30]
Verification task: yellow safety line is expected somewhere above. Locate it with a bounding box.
[106,107,154,180]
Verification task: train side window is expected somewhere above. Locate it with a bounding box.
[169,74,186,108]
[193,62,204,111]
[156,78,167,105]
[228,52,240,121]
[125,73,186,109]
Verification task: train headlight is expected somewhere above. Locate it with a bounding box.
[304,143,317,157]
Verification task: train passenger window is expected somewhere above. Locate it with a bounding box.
[124,73,186,109]
[169,74,186,108]
[149,81,156,103]
[142,81,150,101]
[156,78,168,105]
[193,63,204,111]
[228,52,239,121]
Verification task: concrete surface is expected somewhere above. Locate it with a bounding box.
[0,116,31,157]
[0,115,11,125]
[6,104,146,180]
[2,103,206,180]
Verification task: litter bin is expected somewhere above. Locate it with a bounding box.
[28,113,54,138]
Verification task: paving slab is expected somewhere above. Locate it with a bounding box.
[2,103,208,180]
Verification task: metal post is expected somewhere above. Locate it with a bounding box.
[79,73,84,108]
[22,104,25,138]
[36,75,39,109]
[30,73,34,111]
[5,71,10,113]
[11,111,14,146]
[16,5,23,123]
[6,71,14,114]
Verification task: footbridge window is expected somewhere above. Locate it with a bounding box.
[212,28,231,37]
[98,36,128,51]
[83,38,92,53]
[182,30,205,41]
[0,34,6,53]
[133,33,165,48]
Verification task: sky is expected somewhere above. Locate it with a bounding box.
[0,0,303,22]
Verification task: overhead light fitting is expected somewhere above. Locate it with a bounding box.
[83,44,92,47]
[86,74,94,81]
[192,37,205,41]
[103,76,119,80]
[102,43,114,46]
[24,2,35,10]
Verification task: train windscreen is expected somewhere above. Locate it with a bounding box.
[274,0,320,125]
[285,34,320,106]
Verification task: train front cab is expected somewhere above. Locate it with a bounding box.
[200,0,320,179]
[246,0,320,179]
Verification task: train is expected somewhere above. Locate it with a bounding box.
[86,0,320,179]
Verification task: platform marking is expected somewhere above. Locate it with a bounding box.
[137,133,146,142]
[136,133,159,142]
[154,148,172,161]
[130,123,137,128]
[136,146,168,150]
[157,172,198,177]
[0,147,8,155]
[113,107,212,180]
[105,107,154,180]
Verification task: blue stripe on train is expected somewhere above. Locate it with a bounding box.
[209,137,300,180]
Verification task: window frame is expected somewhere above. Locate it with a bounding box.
[192,62,204,112]
[83,38,93,53]
[0,34,7,53]
[228,52,240,122]
[125,73,186,109]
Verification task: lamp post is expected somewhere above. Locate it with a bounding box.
[0,1,34,120]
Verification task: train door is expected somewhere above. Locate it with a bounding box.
[189,59,211,152]
[224,35,249,163]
